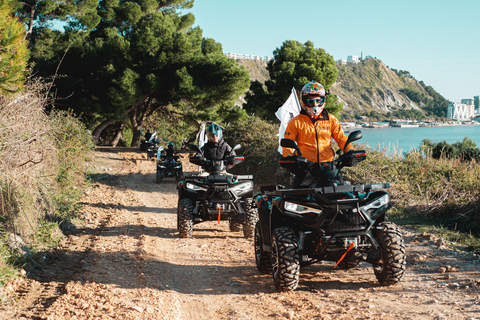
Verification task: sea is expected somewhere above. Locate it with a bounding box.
[344,124,480,156]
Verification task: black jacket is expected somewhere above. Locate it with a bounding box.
[166,146,176,157]
[202,139,235,160]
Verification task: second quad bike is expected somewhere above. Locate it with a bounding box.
[146,141,159,160]
[156,147,183,183]
[254,130,406,291]
[177,144,258,238]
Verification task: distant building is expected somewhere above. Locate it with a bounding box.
[225,53,273,61]
[347,55,360,63]
[474,96,479,112]
[338,53,373,64]
[461,98,473,105]
[447,102,475,120]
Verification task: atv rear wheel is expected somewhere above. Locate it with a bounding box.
[243,199,258,238]
[178,198,194,238]
[272,226,300,292]
[254,221,272,274]
[156,170,163,184]
[373,222,406,285]
[229,219,242,232]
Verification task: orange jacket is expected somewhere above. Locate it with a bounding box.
[282,111,353,163]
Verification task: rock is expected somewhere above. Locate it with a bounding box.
[6,233,31,257]
[436,267,447,274]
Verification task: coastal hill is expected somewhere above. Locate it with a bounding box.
[236,58,449,119]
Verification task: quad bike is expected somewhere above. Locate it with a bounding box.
[254,130,406,291]
[146,141,159,160]
[156,147,183,183]
[177,144,258,238]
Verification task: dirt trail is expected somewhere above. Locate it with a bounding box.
[1,147,480,320]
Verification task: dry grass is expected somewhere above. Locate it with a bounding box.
[0,82,57,239]
[0,80,94,282]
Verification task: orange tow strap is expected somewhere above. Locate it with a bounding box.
[218,206,221,224]
[334,242,355,269]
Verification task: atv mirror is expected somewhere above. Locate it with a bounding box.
[281,139,302,156]
[225,144,241,157]
[344,130,362,152]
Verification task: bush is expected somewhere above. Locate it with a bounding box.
[344,147,480,237]
[225,117,291,187]
[0,81,93,285]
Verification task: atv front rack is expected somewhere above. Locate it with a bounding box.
[260,183,390,196]
[181,173,253,181]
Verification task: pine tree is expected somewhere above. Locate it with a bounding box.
[243,40,342,120]
[0,3,29,96]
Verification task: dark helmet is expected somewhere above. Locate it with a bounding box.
[206,123,222,142]
[168,142,174,149]
[300,80,326,116]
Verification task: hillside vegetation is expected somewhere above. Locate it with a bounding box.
[238,58,450,120]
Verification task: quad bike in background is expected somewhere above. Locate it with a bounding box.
[156,147,183,183]
[177,144,258,238]
[146,141,159,160]
[254,130,406,291]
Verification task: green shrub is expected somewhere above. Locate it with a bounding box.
[225,117,291,186]
[48,110,94,218]
[344,147,480,237]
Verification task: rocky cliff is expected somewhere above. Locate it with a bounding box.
[237,58,447,118]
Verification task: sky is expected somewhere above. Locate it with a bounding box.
[183,0,480,103]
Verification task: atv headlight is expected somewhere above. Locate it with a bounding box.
[158,165,166,169]
[230,181,253,194]
[186,183,207,191]
[284,202,322,215]
[363,194,390,219]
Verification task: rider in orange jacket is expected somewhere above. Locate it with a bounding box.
[282,80,354,187]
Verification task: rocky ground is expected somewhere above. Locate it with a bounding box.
[1,147,480,320]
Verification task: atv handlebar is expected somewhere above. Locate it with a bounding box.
[189,155,245,171]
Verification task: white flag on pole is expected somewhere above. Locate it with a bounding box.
[198,124,207,149]
[275,87,301,154]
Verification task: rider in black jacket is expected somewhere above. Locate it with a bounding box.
[201,123,235,160]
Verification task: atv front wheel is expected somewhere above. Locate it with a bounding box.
[254,221,272,274]
[178,198,194,238]
[243,199,258,238]
[272,227,300,292]
[373,222,406,285]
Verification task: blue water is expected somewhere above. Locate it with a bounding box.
[345,125,480,155]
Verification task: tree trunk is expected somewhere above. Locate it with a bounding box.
[92,119,115,145]
[110,121,127,147]
[129,97,154,147]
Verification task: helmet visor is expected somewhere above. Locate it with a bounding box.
[207,131,221,142]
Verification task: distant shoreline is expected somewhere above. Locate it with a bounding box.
[342,121,480,130]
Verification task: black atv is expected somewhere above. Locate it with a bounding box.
[156,148,183,183]
[146,141,160,160]
[177,144,258,239]
[254,130,406,291]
